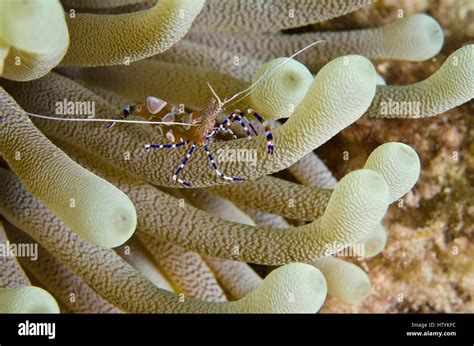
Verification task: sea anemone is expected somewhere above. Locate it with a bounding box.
[0,0,472,313]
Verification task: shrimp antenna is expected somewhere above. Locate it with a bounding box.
[25,112,198,126]
[207,82,223,109]
[223,40,326,107]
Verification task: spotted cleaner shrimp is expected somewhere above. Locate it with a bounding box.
[24,40,324,187]
[106,40,325,186]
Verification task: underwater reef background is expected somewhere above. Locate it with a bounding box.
[315,0,473,313]
[0,0,472,313]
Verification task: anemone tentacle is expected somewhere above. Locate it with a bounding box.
[0,88,137,248]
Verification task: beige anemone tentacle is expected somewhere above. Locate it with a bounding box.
[0,220,30,288]
[190,185,373,305]
[208,142,420,220]
[62,0,146,6]
[0,286,60,313]
[61,0,155,13]
[356,223,387,258]
[190,0,374,33]
[0,219,59,313]
[60,0,205,67]
[181,189,256,226]
[0,88,137,248]
[188,14,443,71]
[288,151,387,258]
[78,60,248,110]
[209,176,331,221]
[115,237,174,291]
[365,44,474,118]
[241,207,290,229]
[5,55,377,188]
[152,40,262,82]
[54,139,389,265]
[77,175,226,302]
[0,168,327,313]
[137,235,228,302]
[0,0,69,81]
[204,258,262,300]
[312,256,371,305]
[180,189,262,301]
[287,152,338,189]
[5,224,122,313]
[248,58,314,120]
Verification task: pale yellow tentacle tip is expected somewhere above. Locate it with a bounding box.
[236,263,327,313]
[313,257,371,305]
[403,14,444,60]
[249,58,313,120]
[0,286,60,313]
[0,0,69,81]
[360,223,388,258]
[364,142,421,203]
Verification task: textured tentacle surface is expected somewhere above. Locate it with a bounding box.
[204,257,262,300]
[241,207,290,229]
[181,189,262,301]
[209,142,420,221]
[79,60,249,110]
[209,176,331,221]
[6,225,122,314]
[313,256,371,305]
[366,45,473,118]
[0,168,331,312]
[182,189,256,226]
[0,220,30,289]
[188,14,443,71]
[287,152,338,188]
[0,0,69,81]
[0,88,137,248]
[0,286,60,313]
[153,40,262,82]
[61,0,156,14]
[6,55,377,188]
[55,140,390,265]
[115,237,175,291]
[61,0,205,67]
[191,0,374,33]
[138,234,228,302]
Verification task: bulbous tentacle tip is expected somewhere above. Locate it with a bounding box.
[77,183,138,248]
[0,0,69,81]
[360,223,388,258]
[104,201,138,248]
[364,142,421,203]
[323,169,390,240]
[319,55,377,111]
[239,263,327,313]
[249,58,313,120]
[344,54,378,82]
[406,14,444,60]
[353,169,390,203]
[0,286,60,313]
